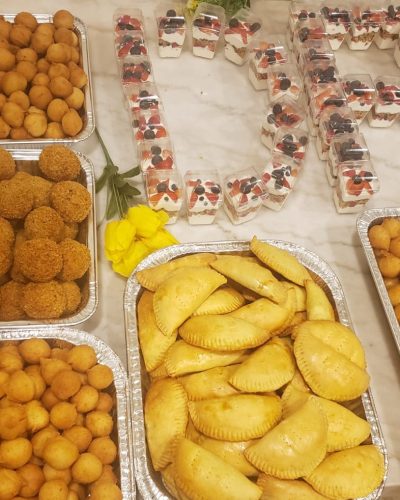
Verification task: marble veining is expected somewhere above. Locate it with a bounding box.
[1,0,400,496]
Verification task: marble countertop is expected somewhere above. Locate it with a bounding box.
[1,0,400,497]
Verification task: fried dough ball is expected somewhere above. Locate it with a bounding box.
[24,206,65,242]
[1,101,24,127]
[31,176,53,208]
[0,177,33,219]
[14,12,38,32]
[378,254,400,278]
[22,281,66,319]
[40,358,71,385]
[382,218,400,238]
[42,436,79,470]
[47,98,69,122]
[16,47,37,63]
[69,47,80,64]
[65,87,84,110]
[389,236,400,258]
[61,282,81,315]
[48,63,70,80]
[0,346,23,373]
[25,365,47,398]
[49,76,72,98]
[16,60,37,82]
[15,238,62,282]
[39,145,80,181]
[87,365,113,390]
[54,28,78,47]
[0,48,15,71]
[67,345,97,373]
[25,399,50,432]
[61,109,82,137]
[85,411,113,438]
[50,181,91,223]
[29,85,53,109]
[54,11,75,30]
[31,424,59,454]
[69,481,85,500]
[8,89,30,110]
[36,23,56,36]
[0,281,25,321]
[388,283,400,306]
[0,149,15,180]
[0,245,12,277]
[43,464,72,484]
[32,72,50,86]
[1,71,27,95]
[10,126,31,140]
[45,122,65,139]
[24,111,47,137]
[50,402,78,430]
[90,481,122,500]
[0,371,9,398]
[0,468,22,500]
[51,347,70,362]
[46,43,71,64]
[0,117,10,138]
[9,25,31,48]
[69,69,87,89]
[61,222,78,240]
[37,57,50,73]
[0,437,32,468]
[71,385,98,413]
[88,437,117,465]
[6,369,35,402]
[31,32,53,55]
[17,463,45,497]
[0,20,12,40]
[19,338,51,364]
[0,93,6,111]
[0,406,27,440]
[39,479,68,500]
[63,426,92,453]
[90,465,118,488]
[41,388,61,411]
[59,239,90,281]
[0,215,14,245]
[95,393,113,413]
[71,453,102,484]
[51,369,81,400]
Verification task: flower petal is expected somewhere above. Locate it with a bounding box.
[112,240,150,277]
[127,205,169,238]
[141,228,179,251]
[104,219,136,263]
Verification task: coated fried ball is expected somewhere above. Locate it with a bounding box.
[46,43,71,64]
[16,60,37,81]
[54,10,75,30]
[6,369,35,402]
[62,281,81,315]
[0,20,12,40]
[95,392,113,413]
[31,32,53,55]
[0,281,25,321]
[50,181,91,223]
[71,385,98,413]
[382,218,400,238]
[87,364,113,390]
[51,347,70,362]
[0,177,33,219]
[16,47,37,63]
[15,238,62,282]
[1,101,24,127]
[37,57,50,73]
[49,76,73,98]
[31,175,53,208]
[50,401,78,430]
[70,47,80,64]
[36,23,56,36]
[0,48,15,71]
[1,71,27,95]
[0,215,14,245]
[65,87,84,110]
[51,369,81,400]
[378,254,400,278]
[47,98,69,122]
[41,388,61,411]
[9,24,32,48]
[0,468,22,500]
[42,464,72,484]
[17,463,45,497]
[61,109,83,137]
[54,28,78,47]
[22,281,66,319]
[90,481,122,500]
[90,464,118,487]
[69,68,87,89]
[40,358,71,385]
[14,12,38,32]
[25,364,47,397]
[85,411,113,437]
[0,370,9,398]
[0,149,15,180]
[0,437,32,468]
[0,406,27,440]
[24,111,47,137]
[45,122,65,139]
[42,435,79,470]
[0,243,12,277]
[0,93,6,111]
[0,345,23,373]
[88,437,117,465]
[71,453,102,484]
[63,426,92,453]
[19,338,51,364]
[0,117,10,138]
[32,72,50,86]
[62,222,79,240]
[39,479,68,500]
[48,62,70,80]
[67,345,97,372]
[29,84,53,109]
[10,126,32,140]
[24,206,65,242]
[39,145,80,181]
[8,89,30,110]
[59,239,90,281]
[390,236,400,258]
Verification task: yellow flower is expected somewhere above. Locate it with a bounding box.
[142,228,179,251]
[127,205,169,238]
[104,219,136,263]
[112,240,150,277]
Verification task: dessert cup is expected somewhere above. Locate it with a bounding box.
[248,34,288,90]
[192,2,225,59]
[272,126,309,165]
[132,110,168,142]
[124,83,162,114]
[138,138,175,174]
[261,154,301,211]
[266,63,303,102]
[115,31,147,59]
[223,7,261,65]
[342,74,376,124]
[368,75,400,127]
[223,168,264,224]
[120,56,153,85]
[288,1,321,47]
[346,3,386,50]
[298,38,335,71]
[375,2,400,49]
[145,168,183,223]
[114,8,144,33]
[184,170,223,224]
[156,3,186,57]
[320,2,352,49]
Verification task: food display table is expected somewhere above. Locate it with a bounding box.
[2,0,400,497]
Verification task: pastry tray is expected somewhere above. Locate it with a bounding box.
[0,327,135,499]
[124,239,388,500]
[357,208,400,354]
[0,148,98,328]
[0,13,95,146]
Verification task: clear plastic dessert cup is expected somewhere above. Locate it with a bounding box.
[334,160,380,213]
[223,7,261,65]
[124,83,162,114]
[120,56,153,85]
[223,168,264,224]
[192,2,226,59]
[320,2,352,49]
[375,1,400,48]
[298,38,336,71]
[368,75,400,127]
[304,59,340,90]
[308,82,347,129]
[115,31,147,59]
[132,109,169,143]
[145,168,183,224]
[156,3,187,58]
[138,138,175,174]
[342,74,376,124]
[267,63,303,102]
[317,106,358,161]
[272,126,309,165]
[293,17,327,62]
[288,1,321,47]
[184,170,223,224]
[114,8,144,33]
[346,3,386,50]
[248,34,288,90]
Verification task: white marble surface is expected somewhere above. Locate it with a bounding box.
[2,0,400,496]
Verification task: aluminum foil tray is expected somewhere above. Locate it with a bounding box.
[0,13,95,147]
[357,208,400,354]
[0,148,97,328]
[0,327,135,499]
[124,240,388,500]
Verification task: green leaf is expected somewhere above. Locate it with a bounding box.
[114,175,127,188]
[119,183,141,196]
[95,170,109,193]
[106,193,118,220]
[121,165,141,178]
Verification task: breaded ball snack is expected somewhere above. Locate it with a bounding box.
[0,176,33,219]
[46,43,71,64]
[29,85,53,110]
[14,12,38,32]
[1,101,24,127]
[15,60,37,81]
[1,71,27,96]
[44,122,65,139]
[8,89,30,110]
[65,87,84,110]
[61,281,81,314]
[14,238,63,282]
[53,10,75,30]
[0,47,15,71]
[30,175,53,208]
[0,281,24,320]
[50,181,91,223]
[24,206,65,242]
[16,47,38,63]
[49,75,73,98]
[30,31,53,55]
[22,280,66,318]
[0,148,16,180]
[0,117,10,138]
[59,239,90,281]
[61,108,83,136]
[0,216,14,247]
[9,24,32,47]
[38,145,80,181]
[24,112,47,137]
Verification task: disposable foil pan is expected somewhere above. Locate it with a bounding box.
[0,327,135,499]
[0,148,97,328]
[0,13,95,146]
[124,240,388,500]
[357,208,400,354]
